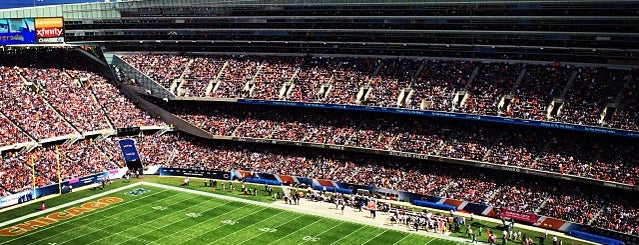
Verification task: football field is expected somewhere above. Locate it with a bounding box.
[0,182,464,245]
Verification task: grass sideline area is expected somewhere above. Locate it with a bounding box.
[0,176,592,245]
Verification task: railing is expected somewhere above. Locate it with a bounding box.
[236,99,639,138]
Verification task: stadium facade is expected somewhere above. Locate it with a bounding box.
[0,0,638,63]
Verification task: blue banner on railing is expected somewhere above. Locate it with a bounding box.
[245,178,282,186]
[413,200,457,211]
[119,138,140,162]
[568,230,625,245]
[312,185,353,194]
[33,172,105,199]
[237,99,639,138]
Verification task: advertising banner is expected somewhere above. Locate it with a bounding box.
[107,168,129,180]
[0,190,33,209]
[500,209,539,223]
[69,173,104,189]
[34,17,64,44]
[119,139,140,162]
[0,18,36,45]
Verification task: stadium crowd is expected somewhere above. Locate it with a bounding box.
[0,65,76,140]
[0,138,119,194]
[460,62,523,115]
[558,67,627,126]
[169,104,639,186]
[180,56,226,97]
[121,54,638,131]
[0,115,30,147]
[18,66,111,132]
[0,49,165,144]
[509,63,574,120]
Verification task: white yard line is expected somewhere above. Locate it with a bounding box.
[266,217,327,245]
[391,233,412,245]
[235,214,305,245]
[174,206,270,245]
[328,225,367,245]
[298,220,345,245]
[21,189,173,245]
[111,199,239,244]
[424,237,436,244]
[360,229,389,245]
[205,210,287,244]
[0,182,142,228]
[85,194,207,245]
[70,223,155,244]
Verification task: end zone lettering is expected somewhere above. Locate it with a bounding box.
[0,197,122,236]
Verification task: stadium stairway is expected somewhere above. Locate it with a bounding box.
[0,111,36,144]
[36,93,81,136]
[587,206,606,226]
[536,196,552,212]
[83,77,117,131]
[174,59,194,96]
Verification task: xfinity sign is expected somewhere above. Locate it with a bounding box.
[36,27,63,38]
[34,17,64,44]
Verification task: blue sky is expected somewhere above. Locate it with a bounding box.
[0,0,106,10]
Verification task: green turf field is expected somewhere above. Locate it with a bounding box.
[0,183,463,245]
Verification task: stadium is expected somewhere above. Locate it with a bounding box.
[0,0,637,244]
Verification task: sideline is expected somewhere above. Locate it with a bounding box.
[141,182,469,244]
[0,182,141,228]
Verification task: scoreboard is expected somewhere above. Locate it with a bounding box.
[0,17,64,45]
